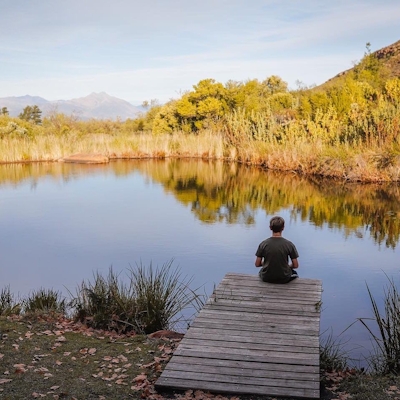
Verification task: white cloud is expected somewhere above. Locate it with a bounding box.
[0,0,398,102]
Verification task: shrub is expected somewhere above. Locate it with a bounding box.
[23,288,66,315]
[70,261,205,334]
[70,268,137,332]
[129,260,205,333]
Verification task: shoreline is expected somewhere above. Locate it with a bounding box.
[1,153,399,184]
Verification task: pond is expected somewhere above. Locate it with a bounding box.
[1,159,399,365]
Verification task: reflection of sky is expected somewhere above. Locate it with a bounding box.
[1,163,399,366]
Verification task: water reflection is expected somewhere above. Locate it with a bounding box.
[1,159,400,365]
[1,160,400,248]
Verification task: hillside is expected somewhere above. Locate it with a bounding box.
[0,92,142,121]
[326,39,400,84]
[374,39,400,77]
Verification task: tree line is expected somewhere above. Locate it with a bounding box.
[129,43,400,148]
[1,105,42,124]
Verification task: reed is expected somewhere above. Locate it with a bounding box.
[320,329,349,372]
[23,288,66,315]
[70,262,205,334]
[129,260,205,333]
[358,277,400,373]
[70,268,137,332]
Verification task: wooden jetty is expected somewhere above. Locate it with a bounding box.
[155,272,322,399]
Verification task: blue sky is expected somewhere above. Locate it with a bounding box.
[1,0,399,105]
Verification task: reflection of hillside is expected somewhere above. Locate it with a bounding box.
[0,160,399,248]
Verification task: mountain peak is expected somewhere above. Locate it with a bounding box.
[0,93,142,120]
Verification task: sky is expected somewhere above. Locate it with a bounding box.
[0,0,399,105]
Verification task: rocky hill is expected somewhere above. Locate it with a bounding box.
[328,39,400,83]
[0,92,142,121]
[374,39,400,77]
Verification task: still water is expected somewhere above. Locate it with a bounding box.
[1,159,399,364]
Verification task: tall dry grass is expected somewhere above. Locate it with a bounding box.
[1,102,400,182]
[222,105,400,182]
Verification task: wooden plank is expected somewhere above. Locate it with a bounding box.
[196,308,320,325]
[224,273,322,286]
[172,347,319,366]
[185,327,319,349]
[206,298,320,313]
[163,362,318,384]
[156,273,322,399]
[220,280,322,292]
[212,288,321,303]
[193,319,319,335]
[174,343,319,363]
[179,337,317,354]
[159,370,319,390]
[155,377,319,399]
[164,355,319,374]
[204,300,319,318]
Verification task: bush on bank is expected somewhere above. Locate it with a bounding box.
[1,261,205,335]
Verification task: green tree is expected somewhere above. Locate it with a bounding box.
[164,78,230,131]
[1,107,9,115]
[19,105,42,125]
[352,42,389,89]
[262,75,288,95]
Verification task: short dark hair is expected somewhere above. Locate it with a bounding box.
[270,216,285,233]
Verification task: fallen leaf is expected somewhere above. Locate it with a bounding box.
[133,373,147,383]
[0,379,12,385]
[32,392,46,398]
[50,385,60,390]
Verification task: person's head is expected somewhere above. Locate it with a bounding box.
[270,216,285,233]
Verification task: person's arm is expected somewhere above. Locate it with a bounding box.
[255,256,263,267]
[290,258,299,269]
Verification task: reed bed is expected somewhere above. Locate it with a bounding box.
[1,104,400,182]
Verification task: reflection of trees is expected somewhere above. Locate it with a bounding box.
[1,159,399,248]
[134,160,400,249]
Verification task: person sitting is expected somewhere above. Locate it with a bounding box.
[255,216,299,283]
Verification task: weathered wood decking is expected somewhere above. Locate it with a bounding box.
[156,272,322,399]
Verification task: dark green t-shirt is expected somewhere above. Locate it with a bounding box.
[255,237,299,283]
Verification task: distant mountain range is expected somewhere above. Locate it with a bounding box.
[0,92,143,121]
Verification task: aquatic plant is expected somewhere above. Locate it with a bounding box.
[129,260,205,333]
[358,276,400,373]
[70,261,205,334]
